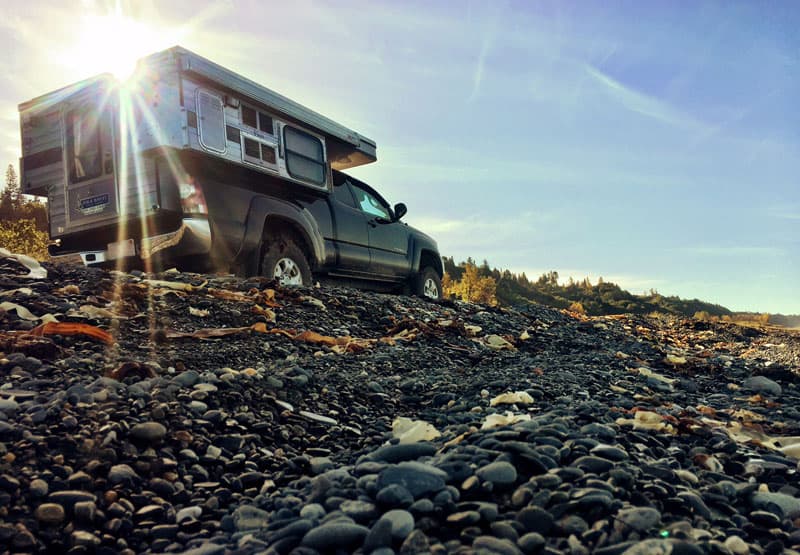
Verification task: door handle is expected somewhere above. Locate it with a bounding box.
[368,219,378,228]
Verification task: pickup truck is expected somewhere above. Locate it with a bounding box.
[18,46,443,298]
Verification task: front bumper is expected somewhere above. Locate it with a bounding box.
[50,218,211,266]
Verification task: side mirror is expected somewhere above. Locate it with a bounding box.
[393,202,408,221]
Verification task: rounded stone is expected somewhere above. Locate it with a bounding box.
[0,474,20,491]
[29,479,48,498]
[108,464,139,485]
[377,462,447,498]
[614,507,662,533]
[518,532,546,554]
[743,376,781,397]
[590,444,628,461]
[476,461,518,486]
[517,506,554,535]
[35,503,65,526]
[71,530,101,548]
[364,518,393,552]
[74,501,97,524]
[376,484,414,508]
[572,455,615,474]
[340,500,378,522]
[130,421,167,442]
[176,506,203,524]
[447,510,481,525]
[301,522,369,550]
[299,503,326,521]
[382,509,415,541]
[473,535,523,555]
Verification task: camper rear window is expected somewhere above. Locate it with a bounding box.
[284,127,325,185]
[67,108,103,183]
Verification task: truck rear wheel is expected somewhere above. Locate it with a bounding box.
[414,266,442,300]
[261,236,312,286]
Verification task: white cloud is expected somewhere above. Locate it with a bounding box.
[468,4,503,102]
[676,246,784,257]
[768,205,800,221]
[582,64,708,131]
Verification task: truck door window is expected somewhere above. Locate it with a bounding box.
[284,126,325,185]
[351,184,391,220]
[332,180,357,209]
[67,107,103,183]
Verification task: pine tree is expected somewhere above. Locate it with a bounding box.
[0,164,20,220]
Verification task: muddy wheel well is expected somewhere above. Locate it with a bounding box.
[419,250,443,277]
[259,218,314,271]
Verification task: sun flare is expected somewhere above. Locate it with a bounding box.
[59,12,183,81]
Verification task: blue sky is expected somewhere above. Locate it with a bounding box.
[1,0,798,312]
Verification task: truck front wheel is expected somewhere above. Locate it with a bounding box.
[414,267,442,300]
[261,236,312,286]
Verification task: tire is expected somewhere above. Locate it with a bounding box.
[413,266,442,300]
[260,236,312,287]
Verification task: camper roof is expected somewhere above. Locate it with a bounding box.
[164,46,376,167]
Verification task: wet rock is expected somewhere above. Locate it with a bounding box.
[743,376,782,397]
[476,461,518,486]
[517,532,546,554]
[364,517,394,552]
[614,507,662,533]
[517,506,554,535]
[377,461,447,498]
[233,505,270,531]
[301,521,369,550]
[376,483,415,508]
[473,535,524,555]
[399,529,431,554]
[751,491,800,517]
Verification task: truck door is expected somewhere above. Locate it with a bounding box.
[330,177,371,273]
[348,181,409,278]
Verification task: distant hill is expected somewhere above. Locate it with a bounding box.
[441,257,797,326]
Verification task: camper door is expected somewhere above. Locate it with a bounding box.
[64,100,119,228]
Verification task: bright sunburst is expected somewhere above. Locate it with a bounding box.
[59,11,183,81]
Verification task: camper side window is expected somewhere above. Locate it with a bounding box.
[241,105,274,135]
[67,108,103,183]
[284,127,325,185]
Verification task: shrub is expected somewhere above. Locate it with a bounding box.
[0,218,50,261]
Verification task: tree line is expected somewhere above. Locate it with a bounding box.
[0,164,49,260]
[440,257,792,326]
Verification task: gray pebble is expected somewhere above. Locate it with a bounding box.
[476,461,518,486]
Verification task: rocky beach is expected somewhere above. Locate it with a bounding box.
[1,251,799,555]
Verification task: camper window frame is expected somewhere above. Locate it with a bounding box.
[196,89,228,154]
[283,125,326,186]
[240,102,275,136]
[241,132,279,172]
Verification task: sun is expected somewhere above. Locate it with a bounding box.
[60,12,183,81]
